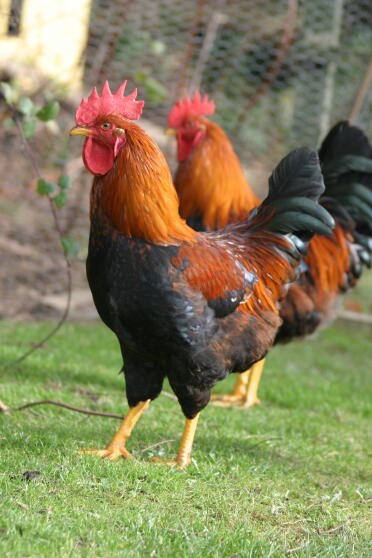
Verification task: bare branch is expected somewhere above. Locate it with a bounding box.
[11,399,124,420]
[286,542,310,554]
[316,520,353,535]
[4,113,72,368]
[349,56,372,123]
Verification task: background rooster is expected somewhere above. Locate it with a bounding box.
[168,93,372,409]
[70,81,334,467]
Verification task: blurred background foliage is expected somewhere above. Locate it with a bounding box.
[0,0,371,321]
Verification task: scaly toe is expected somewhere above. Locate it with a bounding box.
[211,394,261,409]
[211,393,242,402]
[78,447,133,460]
[211,395,246,408]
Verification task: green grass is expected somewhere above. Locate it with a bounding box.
[1,321,371,558]
[343,272,372,314]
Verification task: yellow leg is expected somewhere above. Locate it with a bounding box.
[211,368,251,406]
[231,370,251,398]
[80,399,150,461]
[152,413,200,469]
[211,358,266,409]
[242,358,265,408]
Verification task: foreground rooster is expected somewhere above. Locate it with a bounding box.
[169,93,372,408]
[71,81,334,467]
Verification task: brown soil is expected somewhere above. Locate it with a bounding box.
[0,114,95,321]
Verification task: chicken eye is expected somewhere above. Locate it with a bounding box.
[101,122,111,130]
[186,121,195,128]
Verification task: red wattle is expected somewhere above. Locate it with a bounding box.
[82,137,115,175]
[177,130,205,162]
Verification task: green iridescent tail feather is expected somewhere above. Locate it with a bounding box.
[319,121,372,240]
[249,148,335,246]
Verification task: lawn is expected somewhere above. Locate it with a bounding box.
[0,320,371,557]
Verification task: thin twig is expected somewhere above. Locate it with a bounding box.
[134,439,176,454]
[12,399,124,420]
[286,541,310,554]
[188,10,228,93]
[316,519,353,535]
[349,56,372,123]
[5,115,72,368]
[283,518,313,525]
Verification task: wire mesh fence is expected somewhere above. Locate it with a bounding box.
[84,0,372,176]
[1,0,371,172]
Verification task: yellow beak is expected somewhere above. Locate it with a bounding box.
[164,128,176,136]
[70,126,92,137]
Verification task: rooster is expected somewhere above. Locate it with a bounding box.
[168,93,372,408]
[70,81,334,468]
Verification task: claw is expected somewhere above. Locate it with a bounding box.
[211,359,265,409]
[211,394,261,409]
[77,400,150,463]
[78,447,133,460]
[150,414,199,469]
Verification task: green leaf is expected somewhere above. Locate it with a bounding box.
[133,73,168,103]
[134,71,146,81]
[0,82,14,103]
[37,178,56,195]
[18,97,34,116]
[143,77,167,103]
[58,174,71,190]
[22,118,37,139]
[62,237,80,258]
[36,101,60,121]
[54,191,68,208]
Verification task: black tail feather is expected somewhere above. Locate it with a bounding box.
[319,121,372,166]
[266,147,325,202]
[252,148,334,243]
[319,121,372,238]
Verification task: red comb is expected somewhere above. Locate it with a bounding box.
[168,91,215,128]
[76,80,144,125]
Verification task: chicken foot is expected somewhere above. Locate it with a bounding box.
[152,413,200,469]
[211,358,265,408]
[80,399,150,460]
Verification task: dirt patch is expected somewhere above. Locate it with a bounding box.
[0,112,95,321]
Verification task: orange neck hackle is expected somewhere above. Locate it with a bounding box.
[174,119,260,230]
[93,122,196,245]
